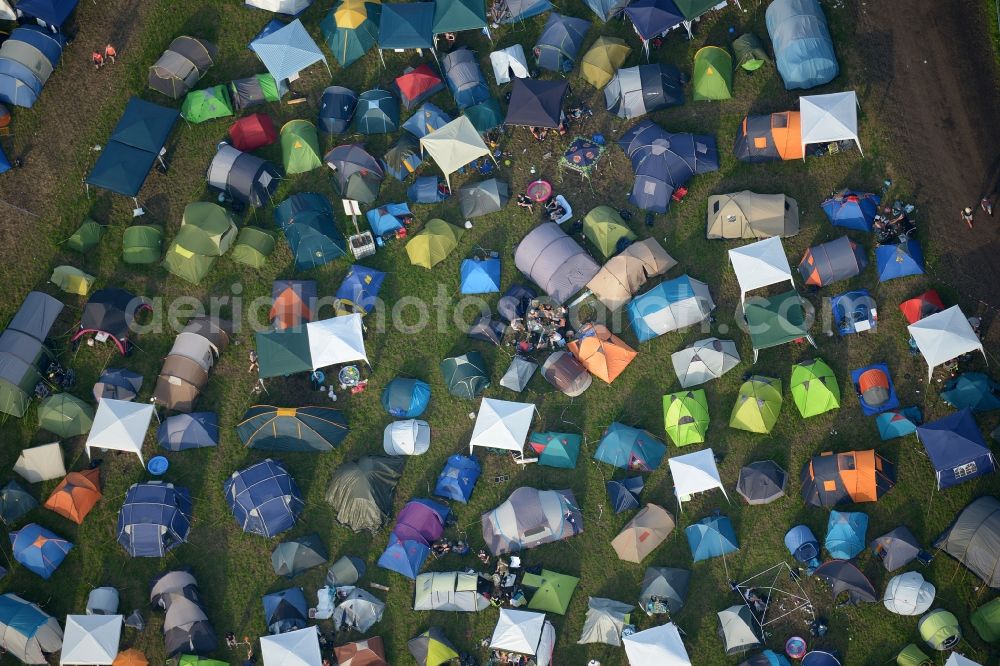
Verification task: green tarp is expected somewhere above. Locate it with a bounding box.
[38,393,94,438]
[744,290,811,353]
[663,389,709,446]
[231,227,275,268]
[280,119,322,174]
[181,85,234,123]
[65,219,104,253]
[122,225,163,264]
[255,328,313,378]
[693,46,733,101]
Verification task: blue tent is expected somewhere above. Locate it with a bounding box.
[318,86,358,134]
[594,423,666,471]
[765,0,838,90]
[263,587,308,634]
[10,523,72,578]
[336,265,386,313]
[851,363,899,416]
[0,146,11,175]
[500,0,552,22]
[224,459,304,537]
[250,19,328,83]
[875,240,925,282]
[460,258,501,294]
[366,202,411,236]
[117,482,193,557]
[627,275,713,343]
[942,372,1000,412]
[86,98,179,196]
[403,102,452,139]
[14,0,79,28]
[876,407,922,440]
[377,533,430,579]
[585,0,630,21]
[606,477,643,514]
[831,290,877,336]
[408,176,448,203]
[624,0,684,41]
[821,190,880,231]
[379,3,435,49]
[12,26,66,66]
[0,480,37,525]
[275,193,346,271]
[0,594,61,662]
[784,525,820,566]
[381,377,431,417]
[685,514,738,562]
[825,510,867,559]
[354,89,400,134]
[442,48,490,110]
[801,652,841,666]
[157,412,219,451]
[434,454,481,503]
[917,409,996,489]
[534,13,591,73]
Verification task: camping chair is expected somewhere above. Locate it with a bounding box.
[509,450,538,465]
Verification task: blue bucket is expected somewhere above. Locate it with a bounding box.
[148,456,169,476]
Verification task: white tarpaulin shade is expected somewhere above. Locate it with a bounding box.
[728,237,794,302]
[945,654,983,666]
[383,419,430,455]
[490,609,554,664]
[85,399,154,464]
[14,442,65,482]
[60,615,122,665]
[667,448,729,510]
[306,314,368,369]
[800,91,862,157]
[261,626,322,666]
[469,398,535,453]
[622,622,691,666]
[908,306,986,380]
[245,0,312,13]
[490,44,530,84]
[420,116,494,189]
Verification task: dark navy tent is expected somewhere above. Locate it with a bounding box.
[157,412,219,451]
[784,524,820,567]
[13,26,66,67]
[765,0,838,90]
[685,514,738,562]
[624,0,684,42]
[917,409,996,489]
[116,482,193,557]
[207,144,281,207]
[379,3,435,50]
[318,85,358,134]
[10,523,71,578]
[534,13,591,73]
[0,58,42,108]
[0,480,37,526]
[224,459,303,537]
[377,533,430,578]
[86,98,179,197]
[336,265,386,313]
[942,372,1000,412]
[274,193,347,271]
[875,240,924,282]
[504,78,568,129]
[434,454,481,503]
[606,476,643,514]
[408,176,449,203]
[14,0,79,29]
[822,190,880,231]
[460,258,501,294]
[381,377,431,418]
[262,587,308,634]
[498,284,536,322]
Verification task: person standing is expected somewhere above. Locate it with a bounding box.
[91,51,104,69]
[961,207,974,229]
[104,44,117,64]
[981,196,993,216]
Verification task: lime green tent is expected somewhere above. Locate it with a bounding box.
[50,266,95,295]
[733,33,769,72]
[177,202,238,256]
[972,598,1000,642]
[65,219,104,253]
[178,657,228,666]
[918,609,961,650]
[693,46,733,101]
[405,219,463,269]
[181,85,234,124]
[280,119,322,175]
[583,206,637,259]
[407,627,459,666]
[522,569,580,615]
[123,225,163,264]
[730,376,782,433]
[163,243,216,284]
[663,389,710,447]
[895,644,931,666]
[38,393,94,438]
[790,358,840,417]
[231,227,276,268]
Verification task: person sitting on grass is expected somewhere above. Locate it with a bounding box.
[516,194,534,211]
[529,126,547,141]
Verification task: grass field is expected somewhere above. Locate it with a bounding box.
[1,1,999,665]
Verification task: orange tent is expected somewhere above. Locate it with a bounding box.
[735,111,803,161]
[567,323,637,384]
[801,450,896,507]
[44,468,101,524]
[113,650,149,666]
[269,280,316,330]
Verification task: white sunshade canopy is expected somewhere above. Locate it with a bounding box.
[728,237,794,302]
[383,419,431,455]
[945,654,983,666]
[14,442,65,482]
[622,622,692,666]
[420,116,494,189]
[800,91,862,158]
[306,314,368,369]
[469,398,536,453]
[261,626,322,666]
[85,399,154,464]
[490,608,545,655]
[60,615,122,665]
[908,305,986,380]
[245,0,312,13]
[667,448,729,511]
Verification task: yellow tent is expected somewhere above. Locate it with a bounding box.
[50,265,95,295]
[581,37,631,89]
[405,219,464,269]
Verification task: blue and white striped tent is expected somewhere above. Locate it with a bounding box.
[251,19,329,83]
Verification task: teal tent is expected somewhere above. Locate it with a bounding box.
[594,423,666,471]
[320,1,381,68]
[237,405,349,452]
[255,328,313,378]
[433,0,487,34]
[529,431,582,468]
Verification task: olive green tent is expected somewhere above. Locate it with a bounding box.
[583,206,637,259]
[122,225,164,264]
[693,46,733,101]
[280,119,322,174]
[38,393,95,438]
[406,219,464,269]
[971,598,1000,642]
[181,85,234,123]
[177,202,238,256]
[232,227,276,268]
[163,243,216,285]
[662,389,709,447]
[733,33,769,71]
[522,569,579,615]
[65,219,104,253]
[895,644,932,666]
[50,266,95,296]
[580,36,631,89]
[730,376,782,433]
[790,358,840,418]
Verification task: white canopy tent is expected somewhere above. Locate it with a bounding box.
[490,44,530,85]
[667,448,729,512]
[420,116,495,189]
[800,91,862,158]
[469,398,536,454]
[383,419,431,455]
[13,442,65,483]
[728,237,794,303]
[60,615,122,665]
[0,0,15,21]
[85,399,155,465]
[883,572,935,616]
[907,305,986,380]
[260,626,322,666]
[490,609,555,665]
[245,0,312,13]
[622,622,692,666]
[945,654,983,666]
[306,314,368,369]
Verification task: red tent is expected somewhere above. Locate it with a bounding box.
[229,113,278,152]
[393,64,445,109]
[899,289,944,324]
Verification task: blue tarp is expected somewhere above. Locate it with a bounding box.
[10,523,71,579]
[224,460,303,537]
[434,454,480,503]
[825,510,867,559]
[784,524,819,563]
[262,587,308,634]
[366,202,411,235]
[851,363,899,416]
[594,423,666,471]
[402,102,451,138]
[86,98,179,196]
[917,409,997,489]
[381,377,431,417]
[875,240,924,282]
[336,264,386,313]
[116,482,192,557]
[685,514,738,562]
[822,190,880,231]
[14,0,79,27]
[379,3,435,49]
[157,412,220,451]
[606,477,643,513]
[377,533,430,579]
[251,19,327,82]
[460,258,501,294]
[765,0,838,90]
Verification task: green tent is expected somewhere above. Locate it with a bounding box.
[163,243,216,284]
[38,393,94,438]
[693,46,733,101]
[237,405,348,452]
[280,119,322,175]
[320,1,380,68]
[65,219,104,253]
[730,376,782,433]
[181,85,234,123]
[0,343,48,419]
[790,358,840,418]
[440,351,489,399]
[674,0,720,19]
[972,598,1000,642]
[583,206,636,259]
[406,219,463,268]
[433,0,487,33]
[50,266,95,296]
[231,227,276,268]
[663,389,710,447]
[178,657,228,666]
[463,98,503,134]
[176,202,239,256]
[918,609,961,650]
[744,290,811,357]
[530,431,582,468]
[895,644,931,666]
[122,224,163,264]
[733,33,769,71]
[255,328,313,378]
[407,627,459,666]
[580,36,631,89]
[522,569,579,615]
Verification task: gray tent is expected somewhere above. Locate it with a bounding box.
[148,36,217,98]
[459,178,510,218]
[935,496,1000,588]
[707,191,800,239]
[0,594,63,664]
[272,534,328,578]
[324,144,385,204]
[718,605,762,654]
[326,556,366,588]
[150,570,216,657]
[331,589,384,632]
[736,461,787,505]
[414,571,490,612]
[541,351,592,397]
[605,64,684,120]
[514,222,600,304]
[799,235,867,287]
[0,480,37,525]
[207,144,280,207]
[578,597,633,646]
[325,456,405,533]
[639,567,690,614]
[871,526,922,572]
[500,356,537,392]
[442,47,490,110]
[535,13,591,73]
[0,291,64,419]
[813,560,877,604]
[86,587,119,615]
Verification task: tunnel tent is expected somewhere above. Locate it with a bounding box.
[0,593,63,663]
[605,64,684,120]
[514,222,599,304]
[765,0,838,90]
[800,91,862,157]
[229,73,283,111]
[707,191,799,239]
[627,275,715,342]
[207,144,280,207]
[587,238,676,312]
[798,235,867,287]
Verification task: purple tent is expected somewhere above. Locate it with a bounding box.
[393,499,449,545]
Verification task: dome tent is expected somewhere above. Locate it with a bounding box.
[662,390,709,447]
[0,480,37,525]
[578,597,633,646]
[381,378,431,417]
[326,456,405,533]
[693,46,733,101]
[271,534,328,578]
[814,560,876,605]
[639,566,690,614]
[482,487,582,555]
[10,523,72,578]
[440,352,490,399]
[434,454,480,504]
[884,572,935,616]
[44,468,101,524]
[934,496,1000,588]
[117,482,192,557]
[224,460,303,537]
[237,405,348,452]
